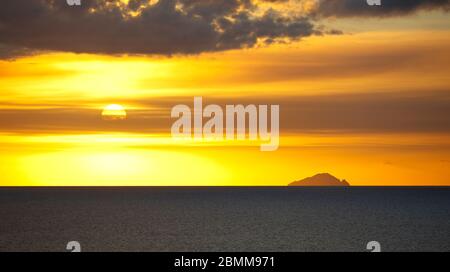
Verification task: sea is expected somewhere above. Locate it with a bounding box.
[0,187,449,252]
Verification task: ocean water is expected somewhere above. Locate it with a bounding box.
[0,187,449,252]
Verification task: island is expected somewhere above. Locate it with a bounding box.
[289,173,350,187]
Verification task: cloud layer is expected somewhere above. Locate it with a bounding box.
[1,91,449,134]
[0,0,448,58]
[314,0,450,17]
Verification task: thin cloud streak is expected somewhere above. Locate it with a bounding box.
[1,91,449,134]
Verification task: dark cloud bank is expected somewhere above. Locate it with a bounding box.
[315,0,450,17]
[0,0,448,58]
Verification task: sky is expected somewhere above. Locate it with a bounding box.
[0,0,450,186]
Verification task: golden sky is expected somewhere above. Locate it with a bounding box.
[0,1,449,186]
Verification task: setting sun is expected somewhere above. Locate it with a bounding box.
[102,104,127,120]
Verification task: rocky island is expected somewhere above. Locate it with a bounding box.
[289,173,350,187]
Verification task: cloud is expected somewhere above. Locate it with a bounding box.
[1,91,450,134]
[0,107,169,134]
[0,44,36,60]
[0,0,448,58]
[0,0,318,58]
[313,0,450,17]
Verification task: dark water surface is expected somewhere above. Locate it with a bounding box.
[0,187,449,252]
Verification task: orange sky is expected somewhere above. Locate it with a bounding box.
[0,3,449,186]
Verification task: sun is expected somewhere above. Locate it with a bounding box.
[102,104,127,120]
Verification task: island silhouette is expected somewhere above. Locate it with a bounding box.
[289,173,350,187]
